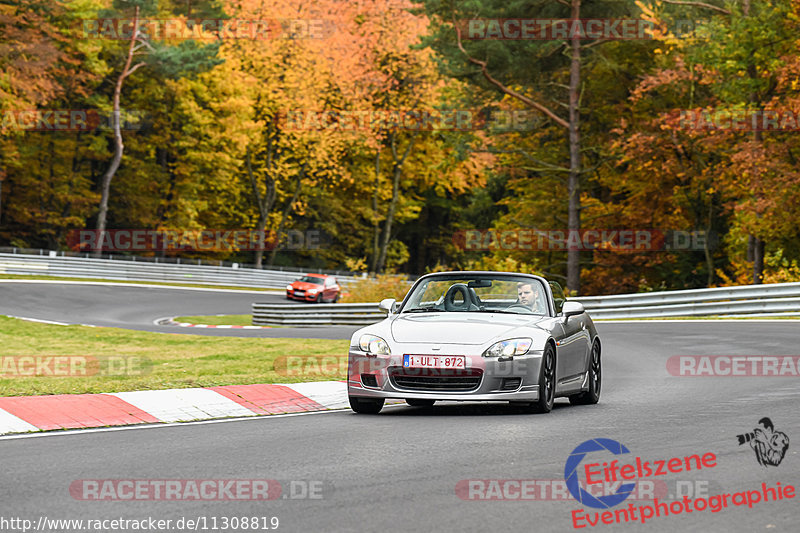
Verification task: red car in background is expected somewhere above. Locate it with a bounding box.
[286,274,341,303]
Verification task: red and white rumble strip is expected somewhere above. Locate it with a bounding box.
[0,380,351,435]
[173,322,270,329]
[158,317,272,329]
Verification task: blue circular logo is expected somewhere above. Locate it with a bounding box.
[564,438,636,509]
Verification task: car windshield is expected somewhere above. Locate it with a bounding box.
[401,274,549,315]
[298,275,325,285]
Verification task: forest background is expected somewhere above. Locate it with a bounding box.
[2,0,799,296]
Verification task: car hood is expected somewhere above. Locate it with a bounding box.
[390,312,548,345]
[292,281,322,290]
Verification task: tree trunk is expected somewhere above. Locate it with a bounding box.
[566,0,583,295]
[745,0,764,285]
[245,146,276,269]
[253,217,268,269]
[704,202,715,287]
[375,133,417,273]
[94,6,144,257]
[370,147,381,272]
[267,163,306,266]
[155,146,177,258]
[752,237,764,284]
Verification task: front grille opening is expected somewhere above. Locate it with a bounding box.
[361,374,378,388]
[388,367,483,392]
[501,377,522,391]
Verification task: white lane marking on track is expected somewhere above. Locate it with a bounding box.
[0,279,282,295]
[154,317,272,329]
[3,315,71,326]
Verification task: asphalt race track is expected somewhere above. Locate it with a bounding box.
[1,281,799,531]
[0,281,360,339]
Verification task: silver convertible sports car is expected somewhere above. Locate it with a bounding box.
[347,271,601,414]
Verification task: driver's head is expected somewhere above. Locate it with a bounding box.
[517,282,536,306]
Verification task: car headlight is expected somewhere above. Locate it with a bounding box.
[483,338,532,358]
[286,285,293,291]
[359,334,390,355]
[308,289,318,294]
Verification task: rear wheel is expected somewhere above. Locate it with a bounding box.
[406,399,435,407]
[519,344,556,414]
[349,396,384,414]
[569,340,601,405]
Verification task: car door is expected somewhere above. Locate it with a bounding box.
[323,278,335,300]
[328,277,339,300]
[550,281,590,389]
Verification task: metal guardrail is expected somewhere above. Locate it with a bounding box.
[0,252,363,289]
[0,246,360,276]
[574,281,800,319]
[252,282,800,326]
[2,250,796,323]
[252,303,384,326]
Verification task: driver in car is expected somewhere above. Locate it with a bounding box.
[516,282,546,314]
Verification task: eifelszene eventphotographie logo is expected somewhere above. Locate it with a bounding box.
[565,437,795,528]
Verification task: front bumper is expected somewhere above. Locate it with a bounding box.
[286,291,319,301]
[347,349,543,402]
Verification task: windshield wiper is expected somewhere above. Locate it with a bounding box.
[403,307,441,313]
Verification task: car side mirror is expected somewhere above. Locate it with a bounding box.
[379,298,397,314]
[561,301,585,319]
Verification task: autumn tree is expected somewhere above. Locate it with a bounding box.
[92,0,221,255]
[418,0,644,294]
[610,0,799,287]
[0,0,96,246]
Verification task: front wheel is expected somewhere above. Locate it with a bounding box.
[349,396,384,414]
[521,344,556,414]
[569,340,601,405]
[315,293,323,303]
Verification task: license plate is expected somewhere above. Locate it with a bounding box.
[295,291,305,295]
[403,355,466,369]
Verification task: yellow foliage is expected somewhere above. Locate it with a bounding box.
[463,255,540,276]
[715,249,800,286]
[344,257,368,273]
[340,274,411,303]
